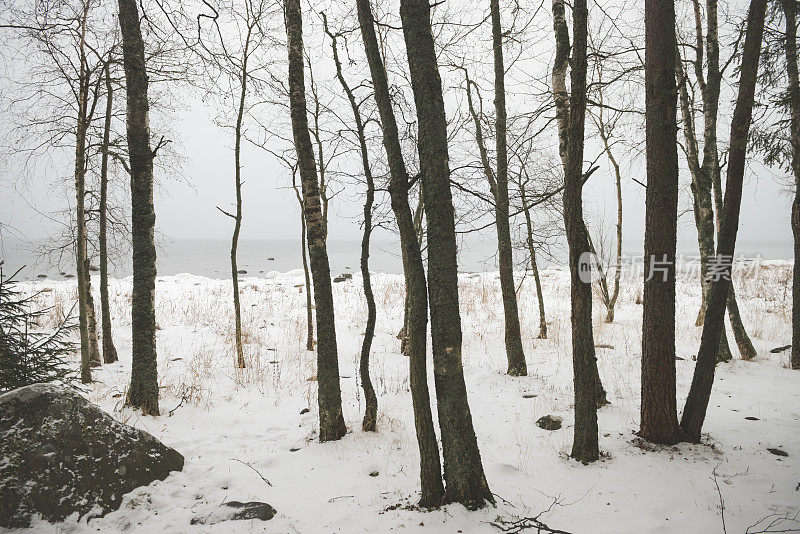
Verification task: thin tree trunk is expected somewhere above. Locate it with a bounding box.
[783,0,800,370]
[400,0,493,507]
[591,106,622,323]
[99,60,118,364]
[294,181,314,352]
[228,34,250,370]
[357,0,444,506]
[520,180,547,339]
[680,0,767,442]
[640,0,683,444]
[710,153,757,360]
[285,0,345,441]
[491,0,527,376]
[119,0,159,415]
[323,16,377,431]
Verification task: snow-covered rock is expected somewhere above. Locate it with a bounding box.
[0,383,184,527]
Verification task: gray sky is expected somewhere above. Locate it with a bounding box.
[0,0,794,259]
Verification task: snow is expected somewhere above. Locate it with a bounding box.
[12,262,800,533]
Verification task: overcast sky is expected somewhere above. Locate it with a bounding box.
[0,0,794,260]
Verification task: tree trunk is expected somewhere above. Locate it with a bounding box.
[294,184,314,352]
[639,0,683,444]
[680,0,767,442]
[229,39,249,370]
[676,49,734,363]
[284,0,345,442]
[99,61,118,365]
[324,16,377,431]
[74,6,92,384]
[400,0,493,508]
[710,152,757,361]
[357,0,444,506]
[560,0,600,463]
[490,0,527,376]
[119,0,159,415]
[84,256,102,368]
[520,181,547,339]
[552,0,607,411]
[783,0,800,370]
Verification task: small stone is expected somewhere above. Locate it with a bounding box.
[37,274,47,279]
[536,415,563,431]
[522,394,538,399]
[237,270,247,274]
[191,501,276,525]
[767,448,788,457]
[745,416,759,421]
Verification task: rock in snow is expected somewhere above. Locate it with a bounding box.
[0,383,184,527]
[535,415,563,431]
[191,501,277,525]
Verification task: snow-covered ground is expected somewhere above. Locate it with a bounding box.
[16,262,800,533]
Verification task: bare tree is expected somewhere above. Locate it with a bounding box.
[680,0,767,442]
[400,0,493,507]
[322,13,377,432]
[356,0,444,505]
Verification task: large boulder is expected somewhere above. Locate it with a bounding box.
[0,383,184,527]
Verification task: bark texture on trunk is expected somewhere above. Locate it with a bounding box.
[400,0,493,508]
[74,10,92,384]
[357,0,444,506]
[119,0,159,415]
[680,0,767,442]
[552,0,607,410]
[491,0,527,376]
[561,0,600,463]
[324,16,377,431]
[784,0,800,370]
[285,0,345,442]
[640,0,683,444]
[99,61,118,365]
